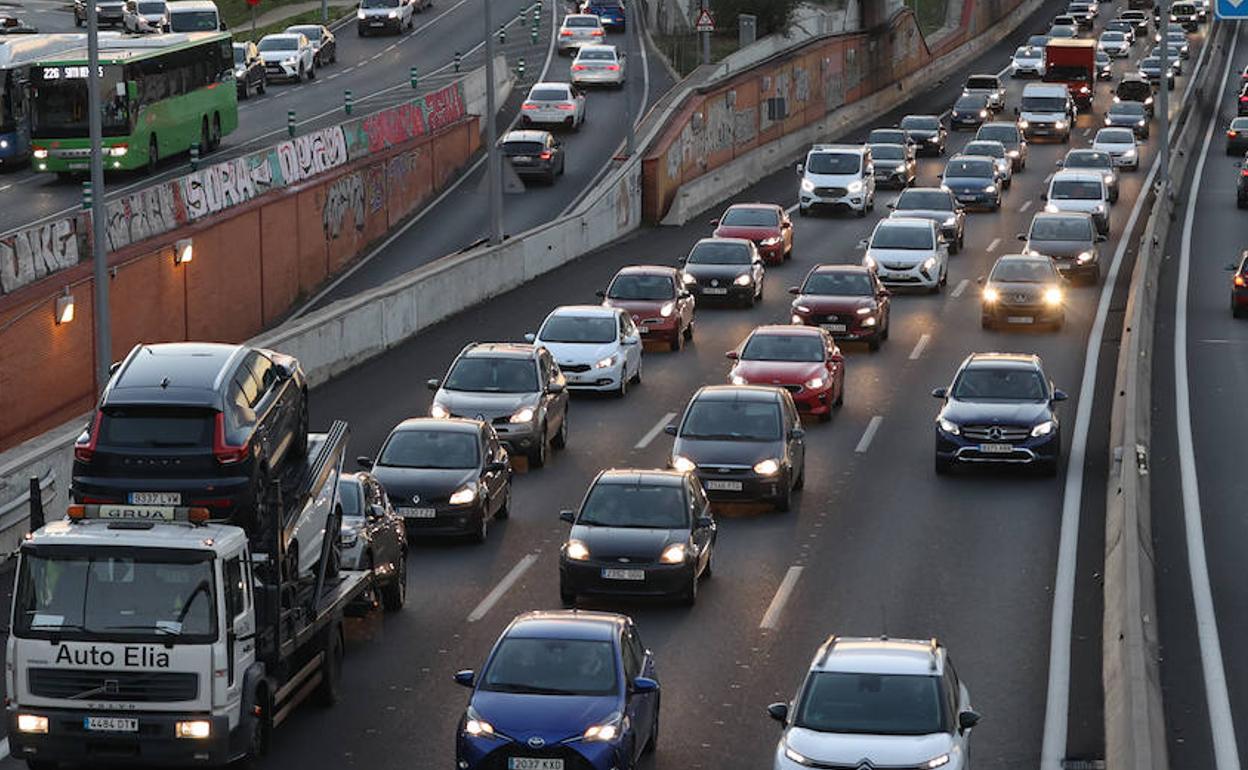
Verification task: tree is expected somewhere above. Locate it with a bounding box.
[708,0,800,36]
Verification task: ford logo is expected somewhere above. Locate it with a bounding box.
[527,737,545,749]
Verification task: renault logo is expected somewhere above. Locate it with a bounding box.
[986,426,1003,441]
[711,279,720,287]
[411,494,421,504]
[527,737,545,749]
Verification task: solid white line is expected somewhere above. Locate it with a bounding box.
[1173,23,1243,770]
[908,333,931,360]
[635,412,677,449]
[854,416,882,454]
[467,554,538,623]
[759,566,803,629]
[950,278,969,298]
[1019,199,1033,212]
[987,236,1001,252]
[1037,24,1222,770]
[0,737,9,760]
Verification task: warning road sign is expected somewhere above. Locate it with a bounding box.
[695,7,714,32]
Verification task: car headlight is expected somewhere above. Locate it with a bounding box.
[1104,173,1114,184]
[1007,149,1020,158]
[928,136,940,143]
[583,713,622,741]
[387,9,398,17]
[938,417,960,435]
[729,373,748,385]
[1137,119,1146,126]
[922,256,937,271]
[800,178,815,192]
[340,526,359,547]
[924,755,952,769]
[753,458,780,476]
[1077,250,1094,264]
[357,8,366,17]
[283,57,297,65]
[430,403,450,419]
[733,274,753,286]
[980,110,988,118]
[1123,148,1137,158]
[1144,96,1153,105]
[1044,287,1063,305]
[984,184,997,193]
[855,306,873,315]
[565,539,590,560]
[1094,204,1106,214]
[794,304,811,314]
[1018,119,1030,128]
[1055,120,1068,129]
[682,272,697,284]
[659,301,675,317]
[509,407,535,423]
[785,745,815,766]
[983,287,1000,302]
[449,485,477,506]
[846,179,864,193]
[1044,203,1059,213]
[659,543,687,564]
[861,316,877,326]
[863,254,877,269]
[595,355,618,369]
[465,706,496,737]
[804,376,825,389]
[942,216,957,226]
[672,455,696,473]
[791,314,804,324]
[760,236,782,246]
[1031,420,1056,437]
[895,163,908,172]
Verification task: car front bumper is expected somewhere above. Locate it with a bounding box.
[560,361,626,391]
[689,467,786,502]
[799,190,867,212]
[358,15,401,31]
[982,299,1065,325]
[398,502,487,536]
[459,735,622,770]
[688,281,754,302]
[561,557,694,598]
[794,313,882,342]
[8,708,233,766]
[935,427,1060,466]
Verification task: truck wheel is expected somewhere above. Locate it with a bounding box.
[314,623,344,706]
[242,686,271,764]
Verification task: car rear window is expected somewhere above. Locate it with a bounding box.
[98,406,214,448]
[338,478,364,518]
[868,129,907,144]
[966,76,998,89]
[1098,128,1135,143]
[566,15,599,26]
[529,86,569,101]
[965,142,1004,158]
[578,49,615,61]
[900,116,940,130]
[869,144,906,160]
[954,95,987,110]
[503,141,545,154]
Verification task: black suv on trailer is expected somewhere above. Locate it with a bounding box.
[72,342,309,529]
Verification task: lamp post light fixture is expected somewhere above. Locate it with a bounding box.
[55,289,75,325]
[174,238,193,265]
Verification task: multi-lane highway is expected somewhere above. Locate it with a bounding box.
[1152,18,1248,770]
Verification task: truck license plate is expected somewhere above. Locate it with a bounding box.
[978,443,1014,454]
[706,480,742,491]
[84,716,138,732]
[601,568,644,581]
[508,760,563,770]
[129,491,181,505]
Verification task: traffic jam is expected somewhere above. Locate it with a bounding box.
[0,0,1216,769]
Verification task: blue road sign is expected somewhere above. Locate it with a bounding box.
[1217,0,1248,20]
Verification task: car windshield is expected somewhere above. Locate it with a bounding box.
[680,399,781,440]
[577,483,688,528]
[97,406,212,448]
[806,152,860,174]
[803,271,874,296]
[258,37,297,51]
[482,638,617,696]
[1015,46,1039,58]
[870,144,906,160]
[952,367,1049,400]
[1031,216,1093,240]
[965,142,1004,158]
[1232,119,1248,130]
[233,46,246,64]
[1021,95,1067,111]
[168,9,216,29]
[578,49,615,61]
[1051,179,1102,199]
[688,242,751,265]
[795,672,945,735]
[540,315,617,344]
[900,116,939,130]
[1102,31,1125,40]
[992,260,1056,282]
[720,207,779,227]
[1098,129,1135,143]
[361,0,398,7]
[15,547,216,643]
[529,87,569,101]
[871,224,933,250]
[338,477,365,518]
[955,95,987,110]
[944,159,993,177]
[138,1,165,11]
[741,333,824,362]
[868,129,906,143]
[1028,35,1049,46]
[966,76,998,90]
[977,125,1018,144]
[1141,57,1162,70]
[378,429,479,469]
[607,274,674,300]
[896,190,954,211]
[443,357,538,393]
[1049,26,1075,36]
[1064,151,1110,168]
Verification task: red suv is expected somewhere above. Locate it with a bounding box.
[789,264,892,351]
[598,265,695,351]
[725,325,845,421]
[711,203,793,264]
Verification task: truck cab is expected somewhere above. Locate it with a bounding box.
[1044,38,1097,108]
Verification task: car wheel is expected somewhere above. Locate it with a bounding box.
[631,361,642,385]
[308,62,316,80]
[881,311,890,340]
[147,135,159,175]
[472,510,488,543]
[793,462,805,490]
[679,568,698,605]
[381,550,406,611]
[684,321,694,341]
[614,371,628,398]
[529,426,548,468]
[298,63,305,81]
[643,697,660,754]
[773,478,792,512]
[552,412,569,449]
[935,455,954,475]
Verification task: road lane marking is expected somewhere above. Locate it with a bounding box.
[785,202,800,214]
[759,566,803,629]
[467,554,538,622]
[1019,199,1033,212]
[908,333,931,360]
[1172,25,1243,770]
[950,278,969,298]
[987,236,1001,251]
[1082,127,1092,137]
[1038,24,1224,770]
[635,412,677,449]
[854,416,882,454]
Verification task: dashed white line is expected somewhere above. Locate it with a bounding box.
[1082,127,1092,137]
[467,554,538,623]
[854,416,883,454]
[759,566,803,629]
[1020,200,1034,213]
[950,278,970,298]
[909,333,931,360]
[987,236,1001,252]
[635,412,677,449]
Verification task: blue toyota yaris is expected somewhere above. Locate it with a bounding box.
[454,610,660,770]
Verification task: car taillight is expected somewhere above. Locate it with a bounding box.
[1231,131,1239,137]
[1240,96,1248,103]
[605,64,620,70]
[522,103,538,110]
[213,412,250,464]
[572,64,586,71]
[540,150,552,159]
[560,29,573,35]
[74,411,103,463]
[590,28,603,35]
[556,103,575,110]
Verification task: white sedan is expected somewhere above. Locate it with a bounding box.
[526,306,642,397]
[1012,46,1045,77]
[571,44,625,87]
[1092,127,1139,170]
[521,82,587,130]
[557,13,605,54]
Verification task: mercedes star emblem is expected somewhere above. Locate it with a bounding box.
[987,426,1003,441]
[527,737,546,749]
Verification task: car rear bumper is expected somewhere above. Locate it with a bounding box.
[71,474,253,516]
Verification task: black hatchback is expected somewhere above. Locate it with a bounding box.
[558,469,717,606]
[71,342,308,529]
[501,129,565,185]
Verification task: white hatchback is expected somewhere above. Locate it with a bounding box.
[1092,127,1139,169]
[521,82,587,130]
[862,218,948,292]
[527,306,642,396]
[571,44,625,87]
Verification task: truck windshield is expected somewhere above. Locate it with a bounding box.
[169,10,218,30]
[14,547,217,643]
[1022,96,1067,111]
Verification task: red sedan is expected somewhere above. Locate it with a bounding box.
[789,264,891,351]
[711,203,793,264]
[598,265,696,350]
[725,325,844,421]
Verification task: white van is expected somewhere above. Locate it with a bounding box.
[167,0,222,31]
[1017,82,1074,142]
[796,144,875,217]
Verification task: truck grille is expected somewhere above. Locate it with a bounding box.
[28,668,198,702]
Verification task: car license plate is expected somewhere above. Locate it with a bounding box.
[1007,316,1034,324]
[69,162,88,170]
[508,760,563,770]
[400,506,437,518]
[512,156,532,163]
[637,326,648,334]
[978,443,1015,454]
[369,20,384,25]
[98,504,176,521]
[84,716,138,732]
[703,287,728,295]
[129,491,181,505]
[706,480,742,491]
[601,568,644,581]
[822,323,847,333]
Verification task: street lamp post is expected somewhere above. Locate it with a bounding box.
[1158,0,1171,193]
[86,0,111,394]
[483,0,503,245]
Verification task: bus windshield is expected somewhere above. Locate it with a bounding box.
[30,65,130,138]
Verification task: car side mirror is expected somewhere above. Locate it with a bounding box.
[559,509,576,523]
[931,387,948,399]
[795,162,804,174]
[1055,159,1063,167]
[958,710,982,733]
[595,289,606,298]
[788,286,801,295]
[767,702,789,723]
[623,336,640,345]
[781,221,792,229]
[829,352,844,364]
[356,456,374,469]
[725,351,739,360]
[1052,389,1069,402]
[789,428,805,441]
[1096,234,1109,242]
[664,424,678,436]
[695,515,714,529]
[108,360,121,376]
[1017,233,1027,241]
[219,20,227,30]
[677,256,687,264]
[1225,263,1240,271]
[453,670,475,688]
[753,258,765,267]
[858,239,868,248]
[1040,190,1048,200]
[885,200,896,210]
[523,332,536,343]
[631,676,659,694]
[426,378,440,391]
[486,460,508,472]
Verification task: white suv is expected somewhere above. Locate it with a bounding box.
[769,636,980,770]
[797,144,875,217]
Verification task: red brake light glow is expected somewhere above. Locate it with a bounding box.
[74,411,103,463]
[212,412,250,464]
[539,150,552,160]
[560,29,572,35]
[590,29,603,35]
[572,64,586,71]
[605,64,620,70]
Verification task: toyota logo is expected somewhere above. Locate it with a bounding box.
[986,426,1004,441]
[411,494,421,504]
[527,737,546,749]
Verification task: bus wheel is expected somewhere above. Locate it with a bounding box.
[210,114,222,151]
[147,136,158,174]
[200,119,210,156]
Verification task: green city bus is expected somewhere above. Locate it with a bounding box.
[28,31,237,174]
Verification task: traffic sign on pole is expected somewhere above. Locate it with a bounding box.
[1216,0,1248,18]
[694,7,715,32]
